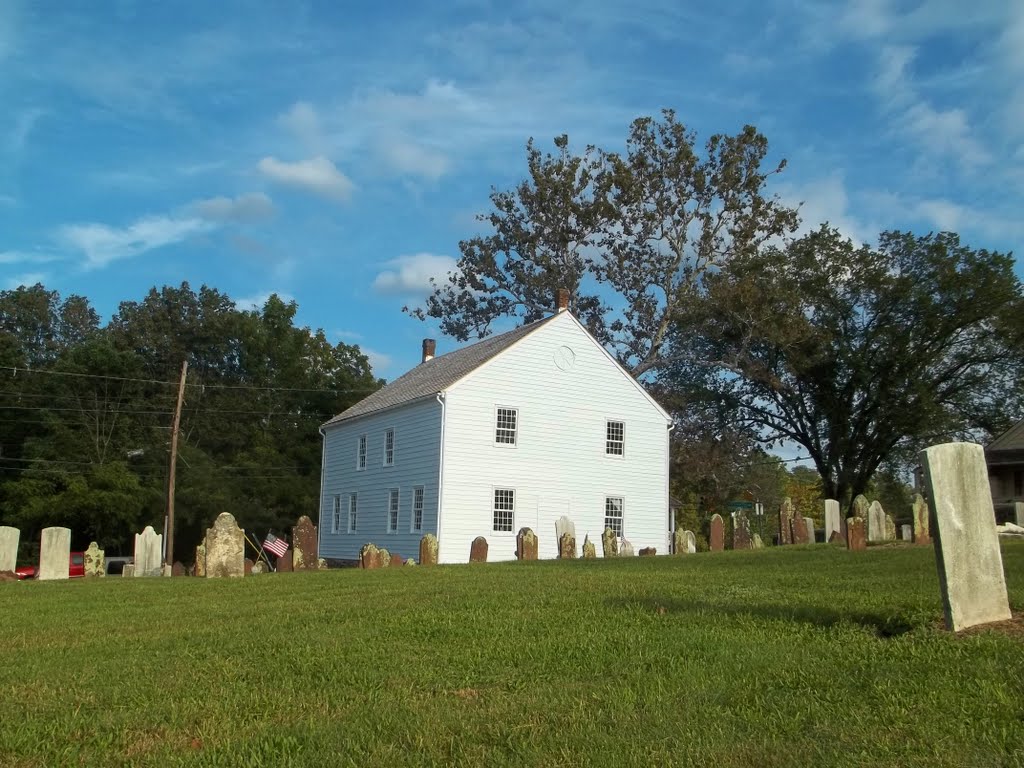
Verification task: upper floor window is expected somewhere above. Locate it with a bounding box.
[384,429,395,466]
[605,496,624,538]
[495,407,518,445]
[348,493,358,532]
[357,434,367,470]
[493,488,515,532]
[387,489,400,533]
[331,495,341,534]
[411,486,425,532]
[606,420,624,456]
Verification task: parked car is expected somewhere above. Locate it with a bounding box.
[104,556,133,575]
[16,552,86,579]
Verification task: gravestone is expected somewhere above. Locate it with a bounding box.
[419,534,438,566]
[516,528,538,560]
[920,442,1011,632]
[121,564,135,577]
[277,550,293,572]
[172,561,186,577]
[791,516,809,545]
[1016,501,1024,528]
[194,544,206,577]
[685,530,697,554]
[709,514,725,552]
[901,524,912,541]
[360,543,382,569]
[204,512,245,578]
[884,515,896,541]
[620,539,635,557]
[251,560,266,575]
[292,515,319,571]
[582,535,596,559]
[733,512,751,550]
[0,526,19,573]
[84,542,105,577]
[554,516,576,549]
[639,547,656,556]
[778,499,794,545]
[39,526,71,580]
[804,518,815,544]
[244,558,254,575]
[672,529,686,555]
[378,548,392,568]
[912,493,931,545]
[469,536,488,563]
[824,499,841,542]
[601,528,618,558]
[852,494,870,520]
[389,553,403,567]
[404,559,417,567]
[558,533,576,559]
[318,558,327,570]
[868,501,886,542]
[846,517,866,551]
[752,533,764,549]
[134,525,163,577]
[829,529,846,544]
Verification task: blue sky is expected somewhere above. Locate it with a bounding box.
[1,0,1022,379]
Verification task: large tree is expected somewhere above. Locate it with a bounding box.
[670,226,1024,505]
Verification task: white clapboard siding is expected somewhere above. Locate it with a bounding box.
[438,312,670,563]
[318,397,442,562]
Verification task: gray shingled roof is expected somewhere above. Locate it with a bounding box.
[324,315,559,426]
[987,418,1024,453]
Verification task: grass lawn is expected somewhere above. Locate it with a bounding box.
[2,541,1022,768]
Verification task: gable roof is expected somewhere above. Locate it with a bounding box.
[323,314,559,426]
[987,418,1024,453]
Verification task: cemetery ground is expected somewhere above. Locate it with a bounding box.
[2,542,1022,768]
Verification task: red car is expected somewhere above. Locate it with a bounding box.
[16,552,86,579]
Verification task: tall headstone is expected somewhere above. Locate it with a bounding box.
[901,524,912,541]
[846,517,866,551]
[516,528,538,560]
[1015,501,1024,528]
[912,493,931,545]
[778,498,794,545]
[194,543,206,577]
[733,512,752,550]
[359,543,382,569]
[601,527,618,558]
[0,525,19,572]
[804,518,815,544]
[38,526,71,580]
[83,542,105,577]
[868,501,886,543]
[709,514,725,552]
[884,514,896,541]
[204,512,245,578]
[672,529,686,555]
[554,516,576,549]
[920,442,1011,632]
[852,494,870,520]
[685,530,697,554]
[378,548,392,568]
[824,499,841,542]
[582,535,596,559]
[133,526,163,577]
[791,515,809,545]
[558,532,576,559]
[419,534,438,566]
[469,536,488,563]
[292,515,319,571]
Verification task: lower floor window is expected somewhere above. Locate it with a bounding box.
[387,489,400,532]
[332,495,341,533]
[411,486,424,532]
[493,488,515,532]
[348,493,358,532]
[605,496,624,538]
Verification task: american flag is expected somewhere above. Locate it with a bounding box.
[262,532,289,558]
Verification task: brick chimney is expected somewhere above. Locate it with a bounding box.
[422,339,436,363]
[555,288,570,313]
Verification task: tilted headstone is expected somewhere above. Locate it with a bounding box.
[469,536,488,563]
[884,514,896,541]
[778,498,794,545]
[868,501,886,542]
[829,529,846,544]
[912,493,931,545]
[582,535,596,559]
[39,526,71,580]
[601,527,618,557]
[620,538,635,557]
[733,512,751,550]
[709,514,725,552]
[277,550,293,572]
[901,524,912,541]
[172,561,186,577]
[804,518,815,544]
[920,442,1012,632]
[791,516,809,545]
[685,530,697,554]
[360,543,382,569]
[204,512,245,578]
[846,517,866,551]
[752,533,764,549]
[558,532,576,559]
[133,526,163,577]
[292,515,319,571]
[554,516,576,548]
[824,499,841,542]
[419,534,438,566]
[639,547,656,556]
[852,494,870,520]
[516,527,538,560]
[84,542,105,577]
[672,529,686,555]
[194,544,206,577]
[0,526,19,572]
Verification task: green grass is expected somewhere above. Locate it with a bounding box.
[2,542,1023,768]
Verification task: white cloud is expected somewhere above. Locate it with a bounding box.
[4,272,48,290]
[778,173,872,246]
[59,215,213,269]
[280,101,326,154]
[377,136,450,180]
[257,155,354,202]
[372,253,458,296]
[190,192,275,222]
[0,250,60,265]
[232,291,295,311]
[335,329,363,341]
[359,346,393,375]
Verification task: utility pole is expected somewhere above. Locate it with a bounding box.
[165,360,188,569]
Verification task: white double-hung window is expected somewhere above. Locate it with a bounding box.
[605,496,624,538]
[387,489,400,533]
[495,407,518,445]
[384,429,395,466]
[411,486,424,533]
[493,488,515,532]
[606,420,624,456]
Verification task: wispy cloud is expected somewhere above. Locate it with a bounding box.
[190,192,275,222]
[59,215,213,269]
[372,253,458,296]
[359,346,393,375]
[4,271,48,290]
[257,156,354,203]
[0,250,60,265]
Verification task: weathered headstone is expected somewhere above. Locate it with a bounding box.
[121,564,135,577]
[846,516,866,551]
[360,543,382,569]
[868,501,886,542]
[244,558,254,575]
[419,534,438,566]
[554,516,576,549]
[204,512,245,578]
[84,542,105,577]
[1016,501,1024,528]
[685,530,697,554]
[0,526,19,573]
[912,493,931,545]
[318,558,328,570]
[292,515,319,571]
[516,527,538,560]
[920,442,1012,632]
[901,524,912,541]
[884,514,896,542]
[804,518,815,544]
[709,514,725,552]
[752,533,764,549]
[733,512,751,550]
[38,526,71,580]
[620,538,635,557]
[469,536,488,563]
[133,525,163,577]
[824,499,841,542]
[778,498,794,545]
[639,547,656,556]
[852,494,870,520]
[672,529,686,555]
[172,561,186,576]
[251,560,266,575]
[389,553,404,567]
[601,527,618,557]
[582,535,596,559]
[277,550,293,572]
[404,559,417,567]
[194,544,206,577]
[829,529,846,544]
[791,516,809,545]
[379,548,392,568]
[558,532,576,559]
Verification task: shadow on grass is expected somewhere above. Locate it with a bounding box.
[607,596,917,638]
